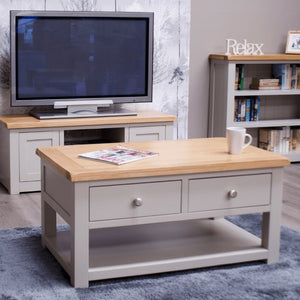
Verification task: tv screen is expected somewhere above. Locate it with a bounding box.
[10,11,153,111]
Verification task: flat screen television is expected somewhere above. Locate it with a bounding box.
[10,10,154,119]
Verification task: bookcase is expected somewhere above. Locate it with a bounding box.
[208,54,300,162]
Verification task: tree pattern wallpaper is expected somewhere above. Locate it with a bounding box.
[0,0,190,138]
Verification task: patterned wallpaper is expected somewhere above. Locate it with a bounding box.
[0,0,190,138]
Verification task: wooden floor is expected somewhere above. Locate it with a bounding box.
[0,163,299,231]
[282,163,300,231]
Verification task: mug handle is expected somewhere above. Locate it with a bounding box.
[242,133,252,149]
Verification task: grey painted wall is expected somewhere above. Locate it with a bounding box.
[189,0,300,138]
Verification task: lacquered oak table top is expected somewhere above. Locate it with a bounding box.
[36,137,290,182]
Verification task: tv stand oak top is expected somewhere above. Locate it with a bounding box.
[0,109,177,130]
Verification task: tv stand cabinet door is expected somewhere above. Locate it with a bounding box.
[19,131,60,184]
[129,124,173,142]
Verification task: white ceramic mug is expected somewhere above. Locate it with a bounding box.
[227,127,252,154]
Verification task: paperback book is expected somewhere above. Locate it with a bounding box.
[258,126,300,154]
[234,97,260,122]
[79,145,159,165]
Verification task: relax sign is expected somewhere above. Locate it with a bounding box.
[225,39,264,55]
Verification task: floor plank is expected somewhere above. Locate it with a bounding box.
[0,186,41,228]
[282,163,300,231]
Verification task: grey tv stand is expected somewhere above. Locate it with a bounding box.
[0,110,176,194]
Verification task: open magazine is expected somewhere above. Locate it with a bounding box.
[79,145,159,165]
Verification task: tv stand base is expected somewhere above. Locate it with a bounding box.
[30,107,137,120]
[0,110,176,194]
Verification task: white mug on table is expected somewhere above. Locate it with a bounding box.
[227,127,252,154]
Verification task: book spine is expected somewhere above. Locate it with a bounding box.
[271,129,278,153]
[258,128,271,151]
[237,98,242,122]
[234,99,238,121]
[254,97,261,121]
[291,64,297,89]
[296,128,300,151]
[285,126,290,153]
[259,79,280,85]
[241,99,246,121]
[245,98,251,122]
[238,64,244,90]
[250,98,254,121]
[291,127,300,151]
[297,67,300,89]
[259,82,280,87]
[257,86,281,90]
[235,66,239,90]
[285,64,291,89]
[281,64,286,90]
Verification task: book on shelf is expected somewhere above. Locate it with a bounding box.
[290,64,297,89]
[245,98,251,122]
[237,64,244,90]
[291,127,300,151]
[234,97,260,122]
[235,65,239,90]
[253,97,260,121]
[297,66,300,89]
[250,77,281,90]
[251,77,280,87]
[235,98,242,121]
[250,85,281,90]
[250,64,300,90]
[272,64,291,90]
[79,145,159,165]
[258,126,300,154]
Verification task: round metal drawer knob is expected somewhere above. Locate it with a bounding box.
[133,197,143,207]
[228,190,238,199]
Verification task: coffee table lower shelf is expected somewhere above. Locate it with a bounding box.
[43,218,268,283]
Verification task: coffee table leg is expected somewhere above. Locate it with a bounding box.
[41,198,56,248]
[261,168,283,264]
[70,184,89,288]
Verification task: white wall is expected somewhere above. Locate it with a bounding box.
[189,0,300,138]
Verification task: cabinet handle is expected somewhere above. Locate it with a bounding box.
[133,197,143,207]
[228,190,238,199]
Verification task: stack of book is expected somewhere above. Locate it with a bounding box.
[258,127,300,153]
[250,78,280,90]
[234,97,260,122]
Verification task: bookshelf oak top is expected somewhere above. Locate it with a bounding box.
[209,54,300,61]
[0,109,177,130]
[36,138,290,182]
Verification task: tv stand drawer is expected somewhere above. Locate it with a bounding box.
[129,125,166,142]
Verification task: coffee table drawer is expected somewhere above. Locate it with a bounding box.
[90,180,182,221]
[189,173,271,212]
